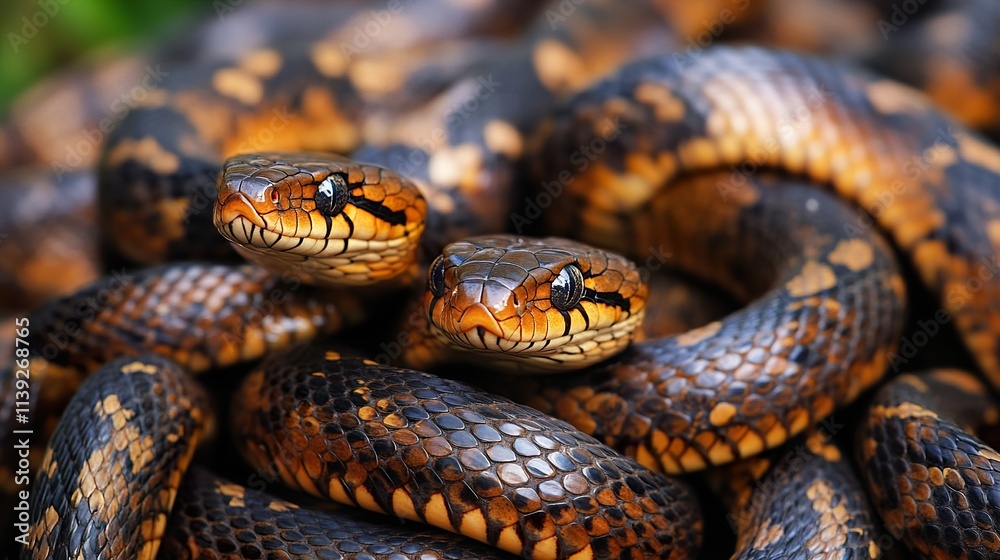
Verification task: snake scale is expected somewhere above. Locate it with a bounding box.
[5,1,1000,559]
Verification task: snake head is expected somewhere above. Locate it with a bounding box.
[214,152,427,286]
[424,235,648,372]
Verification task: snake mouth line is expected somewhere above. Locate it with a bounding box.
[223,217,412,256]
[430,310,645,371]
[221,215,419,285]
[223,216,310,254]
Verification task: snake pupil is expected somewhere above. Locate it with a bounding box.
[551,264,584,310]
[315,173,350,217]
[429,255,446,297]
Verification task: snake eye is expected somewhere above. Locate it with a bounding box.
[429,255,446,297]
[315,174,350,217]
[551,264,584,310]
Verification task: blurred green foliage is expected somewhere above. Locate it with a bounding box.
[0,0,204,110]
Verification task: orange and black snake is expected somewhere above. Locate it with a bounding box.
[860,370,1000,559]
[8,1,1000,559]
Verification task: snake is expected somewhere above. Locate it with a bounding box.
[478,45,1000,477]
[232,345,701,559]
[710,430,881,559]
[401,235,650,372]
[9,2,690,556]
[25,355,209,559]
[0,261,366,497]
[162,467,518,560]
[864,0,1000,138]
[859,369,1000,560]
[25,345,704,559]
[433,173,905,474]
[0,169,98,310]
[9,2,1000,559]
[213,153,427,287]
[94,0,678,267]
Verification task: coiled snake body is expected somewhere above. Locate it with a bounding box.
[860,370,1000,559]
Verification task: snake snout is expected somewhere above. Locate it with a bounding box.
[216,192,267,229]
[457,303,504,337]
[443,281,524,339]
